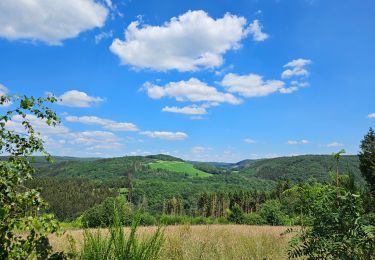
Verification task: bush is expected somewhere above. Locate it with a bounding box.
[215,217,230,224]
[191,216,214,225]
[82,197,132,228]
[227,204,245,224]
[287,186,375,259]
[243,213,265,225]
[159,215,189,225]
[139,212,157,226]
[259,200,287,226]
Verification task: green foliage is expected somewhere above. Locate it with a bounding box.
[259,200,287,226]
[0,95,61,259]
[240,155,364,183]
[78,212,164,260]
[146,154,184,162]
[243,213,265,225]
[139,212,157,226]
[359,127,375,193]
[82,197,132,228]
[192,162,227,174]
[287,186,375,259]
[26,177,117,221]
[149,160,212,177]
[159,215,189,225]
[227,204,245,224]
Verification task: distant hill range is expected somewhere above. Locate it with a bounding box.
[18,153,363,185]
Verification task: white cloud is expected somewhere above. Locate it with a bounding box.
[69,130,120,145]
[220,73,285,97]
[140,131,188,140]
[0,0,108,45]
[58,90,104,108]
[162,105,207,115]
[0,83,8,96]
[0,83,11,106]
[110,10,254,71]
[279,86,299,94]
[65,115,138,131]
[244,138,257,144]
[7,114,69,136]
[281,58,312,79]
[368,113,375,119]
[284,59,312,68]
[95,30,113,44]
[326,142,344,148]
[192,146,206,154]
[144,78,241,104]
[287,139,310,145]
[247,20,268,41]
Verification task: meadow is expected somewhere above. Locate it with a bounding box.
[149,160,212,177]
[50,225,290,260]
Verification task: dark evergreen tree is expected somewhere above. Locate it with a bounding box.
[358,127,375,193]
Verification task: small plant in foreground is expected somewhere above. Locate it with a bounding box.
[78,210,164,260]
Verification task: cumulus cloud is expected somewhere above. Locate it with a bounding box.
[220,73,285,97]
[144,78,241,104]
[247,20,268,41]
[162,105,207,115]
[65,115,138,131]
[110,10,258,71]
[0,0,108,45]
[69,130,120,146]
[140,131,188,140]
[368,113,375,119]
[58,90,104,107]
[287,139,310,145]
[6,114,69,136]
[279,86,299,94]
[281,58,312,79]
[244,138,257,144]
[326,142,344,148]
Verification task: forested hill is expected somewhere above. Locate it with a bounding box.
[26,154,364,221]
[32,154,363,184]
[238,155,363,183]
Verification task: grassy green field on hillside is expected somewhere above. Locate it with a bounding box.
[149,161,212,177]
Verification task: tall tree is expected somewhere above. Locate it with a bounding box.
[358,127,375,193]
[0,94,60,259]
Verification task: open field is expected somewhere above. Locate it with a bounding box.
[149,161,212,177]
[50,224,290,259]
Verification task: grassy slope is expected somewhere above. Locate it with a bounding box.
[149,161,212,177]
[50,225,289,260]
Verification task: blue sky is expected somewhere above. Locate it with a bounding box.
[0,0,374,162]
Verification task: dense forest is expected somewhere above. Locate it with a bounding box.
[22,153,366,222]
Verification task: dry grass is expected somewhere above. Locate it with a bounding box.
[50,225,290,260]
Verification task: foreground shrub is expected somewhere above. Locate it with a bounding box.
[79,212,164,260]
[287,186,375,259]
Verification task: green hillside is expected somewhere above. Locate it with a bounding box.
[149,161,211,177]
[239,155,364,183]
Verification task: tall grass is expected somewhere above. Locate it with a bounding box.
[51,225,289,259]
[77,210,164,260]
